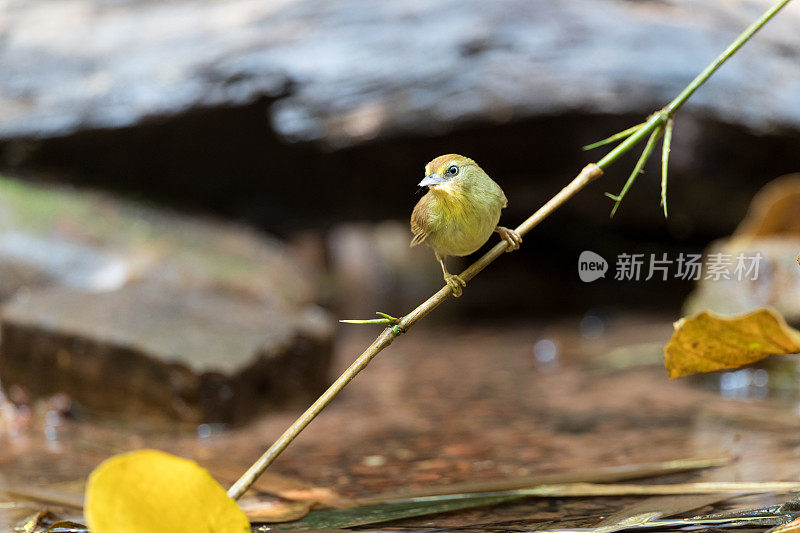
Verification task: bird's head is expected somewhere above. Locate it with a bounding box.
[418,154,487,193]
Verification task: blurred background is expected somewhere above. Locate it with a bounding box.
[2,0,800,527]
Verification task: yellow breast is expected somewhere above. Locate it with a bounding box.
[424,188,504,257]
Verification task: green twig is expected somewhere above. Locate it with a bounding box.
[338,319,391,325]
[339,311,400,326]
[606,126,664,217]
[591,0,792,214]
[582,122,645,151]
[661,117,674,218]
[227,0,793,501]
[340,312,405,336]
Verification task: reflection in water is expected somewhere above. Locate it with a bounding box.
[719,368,769,399]
[701,355,800,401]
[533,338,559,374]
[579,314,605,340]
[197,424,213,439]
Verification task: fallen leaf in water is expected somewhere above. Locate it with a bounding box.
[692,494,800,530]
[273,481,799,530]
[664,308,800,378]
[44,521,88,532]
[773,516,800,533]
[12,511,88,533]
[13,510,57,533]
[238,497,312,522]
[528,481,800,497]
[355,456,728,504]
[84,449,249,533]
[207,463,351,507]
[593,494,732,528]
[272,492,528,530]
[279,487,350,508]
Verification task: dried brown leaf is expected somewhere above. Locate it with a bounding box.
[594,494,732,527]
[207,463,351,508]
[665,308,800,379]
[773,516,800,533]
[238,497,312,522]
[529,481,800,497]
[356,456,728,504]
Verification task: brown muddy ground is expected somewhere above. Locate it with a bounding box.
[2,314,800,529]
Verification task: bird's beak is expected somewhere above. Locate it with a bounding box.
[418,173,445,187]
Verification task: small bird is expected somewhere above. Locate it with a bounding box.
[410,154,522,297]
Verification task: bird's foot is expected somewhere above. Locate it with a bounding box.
[496,226,522,251]
[444,273,466,297]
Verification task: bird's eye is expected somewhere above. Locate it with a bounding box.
[446,165,459,177]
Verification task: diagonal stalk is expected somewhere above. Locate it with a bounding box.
[227,0,794,501]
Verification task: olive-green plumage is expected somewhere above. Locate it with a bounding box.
[410,154,521,296]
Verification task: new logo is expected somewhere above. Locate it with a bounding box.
[578,250,608,282]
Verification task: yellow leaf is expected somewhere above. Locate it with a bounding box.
[85,449,250,533]
[664,308,800,379]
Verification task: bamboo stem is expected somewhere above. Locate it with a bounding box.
[227,329,396,500]
[227,0,793,501]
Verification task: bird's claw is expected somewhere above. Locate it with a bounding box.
[496,226,522,252]
[444,274,466,297]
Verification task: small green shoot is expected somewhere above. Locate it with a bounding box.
[339,311,400,326]
[661,117,674,218]
[582,122,645,151]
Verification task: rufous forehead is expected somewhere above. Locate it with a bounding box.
[425,154,470,174]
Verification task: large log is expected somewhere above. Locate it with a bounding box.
[1,0,799,147]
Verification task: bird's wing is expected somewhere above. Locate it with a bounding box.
[410,195,431,247]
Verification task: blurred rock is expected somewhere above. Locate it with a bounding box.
[328,221,441,317]
[1,0,799,147]
[733,174,800,238]
[683,237,800,322]
[0,175,317,305]
[0,176,334,423]
[0,284,333,425]
[684,174,800,323]
[0,261,49,301]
